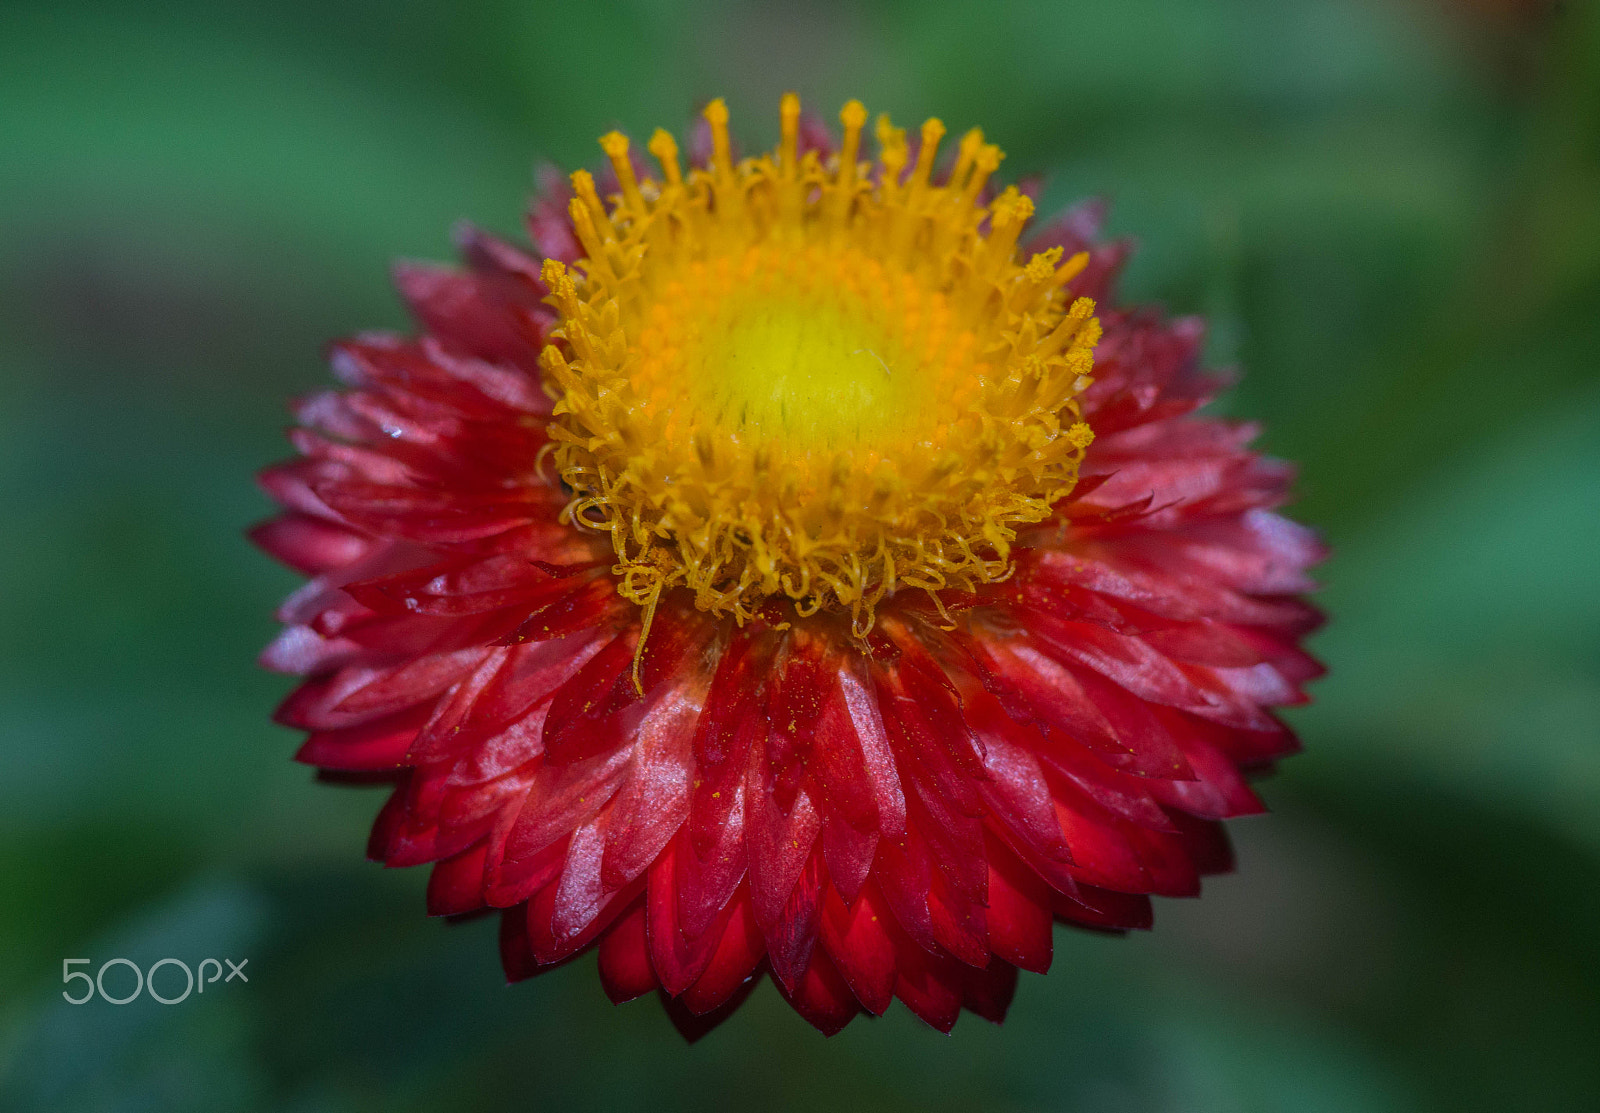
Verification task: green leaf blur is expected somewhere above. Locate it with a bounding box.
[1,1,1595,1110]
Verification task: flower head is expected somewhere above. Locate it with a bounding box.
[256,96,1324,1038]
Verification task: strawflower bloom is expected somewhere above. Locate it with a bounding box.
[255,96,1324,1039]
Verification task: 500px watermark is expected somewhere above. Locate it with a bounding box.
[61,958,249,1005]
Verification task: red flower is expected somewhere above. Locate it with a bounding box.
[255,97,1323,1039]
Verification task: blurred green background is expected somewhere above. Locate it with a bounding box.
[2,0,1597,1109]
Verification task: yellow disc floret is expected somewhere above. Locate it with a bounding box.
[539,95,1099,639]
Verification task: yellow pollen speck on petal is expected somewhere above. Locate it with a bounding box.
[540,96,1100,634]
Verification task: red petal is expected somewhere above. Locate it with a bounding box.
[455,224,545,289]
[314,479,541,545]
[548,813,614,944]
[346,555,600,619]
[1125,823,1202,897]
[658,976,761,1044]
[275,649,485,731]
[764,635,827,812]
[409,630,611,766]
[484,835,566,909]
[966,697,1074,863]
[893,935,964,1033]
[746,761,821,932]
[964,634,1124,760]
[928,874,989,970]
[525,163,582,263]
[985,841,1055,974]
[1034,739,1176,832]
[647,835,727,995]
[876,684,982,821]
[528,838,644,966]
[598,900,657,1003]
[295,705,429,771]
[1052,884,1154,931]
[873,808,940,955]
[393,261,547,371]
[904,782,990,966]
[837,662,906,838]
[677,789,748,940]
[496,575,627,645]
[680,889,766,1015]
[601,685,699,889]
[1148,716,1265,819]
[805,662,883,838]
[1144,621,1268,669]
[1058,665,1196,779]
[960,960,1018,1024]
[819,815,878,906]
[689,629,778,854]
[491,749,633,903]
[819,881,897,1016]
[1030,615,1214,718]
[539,632,640,765]
[426,841,489,916]
[250,514,372,576]
[777,948,861,1036]
[1052,795,1149,893]
[764,846,824,992]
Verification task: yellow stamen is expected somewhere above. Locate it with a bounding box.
[703,98,734,184]
[833,100,868,221]
[539,97,1100,633]
[876,113,908,193]
[908,117,945,197]
[599,131,644,214]
[779,92,801,178]
[648,128,682,189]
[568,170,614,242]
[950,128,984,191]
[962,144,1003,207]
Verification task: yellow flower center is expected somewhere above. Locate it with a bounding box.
[539,96,1099,640]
